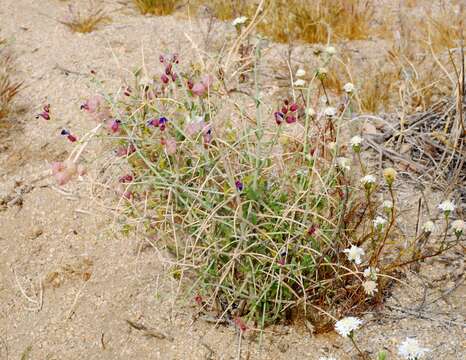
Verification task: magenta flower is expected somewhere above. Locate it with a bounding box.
[147,117,160,127]
[115,144,136,157]
[185,118,206,136]
[160,137,177,155]
[307,225,317,236]
[274,111,284,125]
[60,129,77,142]
[161,74,169,84]
[36,104,51,120]
[203,128,212,147]
[275,99,299,125]
[235,180,243,191]
[285,115,297,124]
[119,174,133,183]
[107,119,121,133]
[192,75,214,97]
[80,95,102,112]
[51,160,84,186]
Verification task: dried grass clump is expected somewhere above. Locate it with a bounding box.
[424,3,464,53]
[133,0,179,16]
[191,0,373,44]
[61,3,110,33]
[0,37,21,124]
[191,0,251,20]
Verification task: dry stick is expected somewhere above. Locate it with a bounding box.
[224,0,265,72]
[66,281,87,319]
[236,331,242,360]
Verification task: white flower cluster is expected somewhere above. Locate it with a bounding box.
[294,79,306,87]
[343,245,365,265]
[343,82,355,94]
[324,106,337,118]
[422,220,435,234]
[438,200,455,213]
[373,216,387,230]
[334,316,362,337]
[350,135,363,152]
[398,338,429,359]
[336,157,351,171]
[382,200,393,210]
[232,16,248,27]
[361,174,376,187]
[451,219,465,236]
[362,280,378,296]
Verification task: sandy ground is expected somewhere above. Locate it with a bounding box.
[0,1,464,359]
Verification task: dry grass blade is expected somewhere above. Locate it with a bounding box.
[61,3,110,33]
[133,0,179,16]
[0,36,22,124]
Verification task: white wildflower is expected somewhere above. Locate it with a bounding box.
[317,67,328,77]
[324,106,337,118]
[296,68,306,78]
[350,135,363,152]
[294,79,306,87]
[336,157,351,171]
[343,245,365,265]
[325,46,337,56]
[319,357,337,360]
[334,316,362,337]
[362,280,378,296]
[422,220,435,234]
[232,16,248,26]
[438,200,455,214]
[382,200,393,210]
[398,338,429,360]
[363,267,379,280]
[361,175,376,187]
[305,107,316,117]
[451,219,465,236]
[327,142,337,153]
[343,82,355,93]
[373,216,387,230]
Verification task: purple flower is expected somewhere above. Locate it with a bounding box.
[109,119,121,133]
[235,180,243,191]
[159,117,168,131]
[274,111,284,125]
[147,118,160,127]
[285,115,297,124]
[161,74,169,84]
[60,129,77,142]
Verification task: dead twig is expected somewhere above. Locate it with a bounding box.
[125,319,174,341]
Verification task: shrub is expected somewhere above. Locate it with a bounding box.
[50,43,463,332]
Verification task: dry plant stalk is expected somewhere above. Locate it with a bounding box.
[61,3,110,33]
[0,36,21,123]
[133,0,179,16]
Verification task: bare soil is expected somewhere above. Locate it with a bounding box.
[0,1,464,359]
